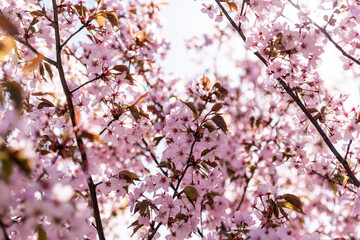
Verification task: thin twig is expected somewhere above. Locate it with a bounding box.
[61,24,88,49]
[287,0,360,66]
[147,222,162,240]
[70,73,105,93]
[99,118,117,136]
[14,37,57,66]
[311,170,356,193]
[147,139,197,240]
[173,139,197,198]
[236,169,256,211]
[215,0,360,187]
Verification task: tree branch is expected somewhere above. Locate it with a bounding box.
[61,23,88,49]
[311,170,356,193]
[344,140,352,161]
[13,37,57,66]
[236,169,256,211]
[215,0,360,187]
[287,0,360,66]
[70,73,105,93]
[51,1,106,239]
[147,138,197,240]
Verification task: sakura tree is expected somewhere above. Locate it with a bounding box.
[0,0,359,239]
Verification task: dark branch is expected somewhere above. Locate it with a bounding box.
[70,73,105,93]
[14,37,57,66]
[51,1,106,239]
[344,140,352,161]
[147,222,162,240]
[61,24,88,49]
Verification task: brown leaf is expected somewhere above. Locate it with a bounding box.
[203,122,216,132]
[3,80,23,111]
[125,74,135,85]
[120,170,140,184]
[307,108,318,114]
[282,193,304,214]
[0,14,19,35]
[105,12,118,27]
[211,103,223,112]
[180,100,198,119]
[183,186,199,200]
[113,64,130,74]
[134,89,152,105]
[0,36,15,60]
[79,130,103,143]
[129,105,140,121]
[36,225,47,240]
[228,2,238,11]
[200,76,211,88]
[23,56,44,73]
[94,13,107,27]
[201,146,217,157]
[278,193,305,215]
[211,114,228,134]
[30,10,45,17]
[277,202,291,223]
[138,108,149,119]
[37,98,55,109]
[43,62,53,80]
